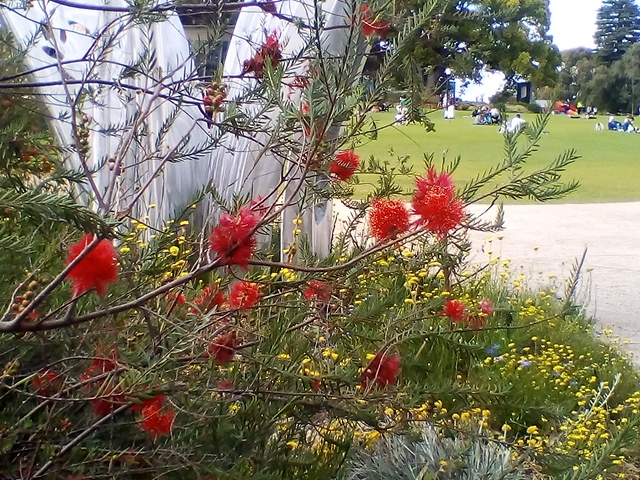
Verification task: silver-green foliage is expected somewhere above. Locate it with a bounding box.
[344,424,527,480]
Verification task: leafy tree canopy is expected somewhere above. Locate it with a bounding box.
[594,0,640,65]
[393,0,561,91]
[557,43,640,114]
[554,48,596,103]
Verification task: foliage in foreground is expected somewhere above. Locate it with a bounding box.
[0,1,639,479]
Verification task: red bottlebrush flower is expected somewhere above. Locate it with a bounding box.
[479,298,494,316]
[361,351,400,389]
[219,379,234,390]
[291,75,310,90]
[369,198,410,241]
[82,349,126,416]
[311,378,321,392]
[207,331,238,365]
[133,393,165,412]
[300,101,310,115]
[329,150,360,181]
[139,395,175,440]
[250,195,270,218]
[31,370,61,397]
[361,5,391,37]
[210,207,259,269]
[167,291,186,306]
[229,281,261,310]
[189,285,225,314]
[303,280,332,302]
[441,299,467,323]
[86,349,119,375]
[90,391,127,416]
[66,234,118,296]
[417,167,456,195]
[242,31,282,79]
[411,167,464,237]
[263,30,280,52]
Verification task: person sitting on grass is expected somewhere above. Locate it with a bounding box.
[472,106,490,125]
[490,107,500,124]
[608,115,622,131]
[506,114,526,133]
[394,104,408,124]
[623,115,637,133]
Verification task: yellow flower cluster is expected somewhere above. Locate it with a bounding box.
[555,389,640,461]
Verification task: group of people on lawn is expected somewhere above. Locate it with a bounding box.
[394,99,527,133]
[608,114,638,133]
[392,95,637,135]
[472,106,527,133]
[471,106,501,125]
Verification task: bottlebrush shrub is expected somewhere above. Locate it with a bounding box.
[1,2,632,479]
[3,179,639,480]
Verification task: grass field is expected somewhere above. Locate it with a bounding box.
[354,111,640,203]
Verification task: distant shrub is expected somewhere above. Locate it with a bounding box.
[505,103,528,113]
[524,102,543,113]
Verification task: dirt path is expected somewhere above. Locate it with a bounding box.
[466,202,640,363]
[334,201,640,363]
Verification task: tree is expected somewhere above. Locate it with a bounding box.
[582,64,628,112]
[555,48,597,103]
[567,43,640,113]
[618,42,640,113]
[393,0,561,95]
[594,0,640,65]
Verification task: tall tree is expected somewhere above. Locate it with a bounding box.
[557,44,640,113]
[594,0,640,65]
[555,48,597,103]
[615,42,640,112]
[393,0,561,94]
[582,64,628,112]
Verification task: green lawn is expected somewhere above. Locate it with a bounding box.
[354,111,640,203]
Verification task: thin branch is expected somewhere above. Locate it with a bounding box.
[31,401,134,479]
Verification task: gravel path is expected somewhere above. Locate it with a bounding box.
[466,202,640,363]
[334,201,640,363]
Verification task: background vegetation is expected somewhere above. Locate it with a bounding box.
[554,0,640,114]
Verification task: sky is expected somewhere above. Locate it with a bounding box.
[459,0,602,101]
[547,0,600,51]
